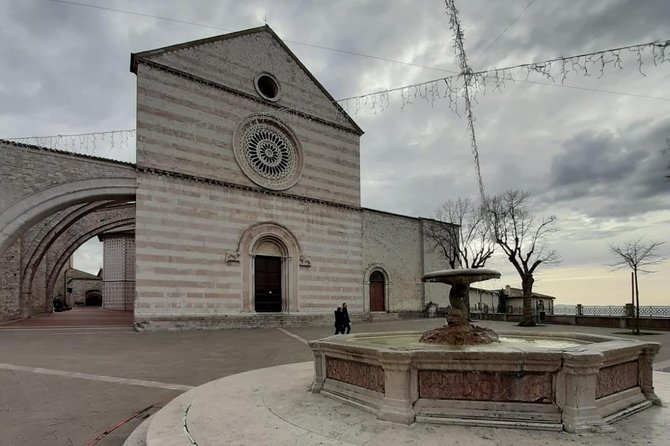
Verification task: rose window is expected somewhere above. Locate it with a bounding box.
[233,115,303,190]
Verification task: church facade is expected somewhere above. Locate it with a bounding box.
[130,26,452,329]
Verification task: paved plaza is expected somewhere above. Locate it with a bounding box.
[1,309,670,445]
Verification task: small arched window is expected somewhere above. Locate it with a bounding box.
[370,271,385,283]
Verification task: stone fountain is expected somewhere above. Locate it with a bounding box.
[309,268,661,433]
[419,268,500,345]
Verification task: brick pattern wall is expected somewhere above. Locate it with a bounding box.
[134,172,363,319]
[0,242,21,321]
[68,278,102,307]
[362,210,451,312]
[135,57,361,207]
[0,142,135,213]
[102,234,135,311]
[142,30,355,130]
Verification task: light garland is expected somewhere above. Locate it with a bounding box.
[4,33,667,159]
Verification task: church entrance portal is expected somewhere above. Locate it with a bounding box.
[254,255,282,312]
[369,271,385,312]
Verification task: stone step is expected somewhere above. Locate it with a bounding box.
[122,415,151,446]
[144,389,198,446]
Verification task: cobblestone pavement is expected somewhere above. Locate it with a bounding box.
[1,310,669,445]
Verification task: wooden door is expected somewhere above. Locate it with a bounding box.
[369,271,385,312]
[370,283,385,311]
[254,256,282,312]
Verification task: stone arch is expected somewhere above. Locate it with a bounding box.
[44,218,135,309]
[363,264,391,313]
[0,177,136,256]
[21,201,131,297]
[237,222,301,313]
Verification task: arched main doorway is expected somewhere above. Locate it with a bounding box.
[253,239,284,312]
[369,270,386,312]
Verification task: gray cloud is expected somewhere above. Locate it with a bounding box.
[1,0,669,292]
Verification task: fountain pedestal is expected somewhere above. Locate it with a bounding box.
[420,269,500,345]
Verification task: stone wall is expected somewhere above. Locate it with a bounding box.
[101,233,135,311]
[361,210,452,312]
[134,172,363,322]
[0,242,21,321]
[134,31,361,207]
[0,141,135,215]
[68,278,102,307]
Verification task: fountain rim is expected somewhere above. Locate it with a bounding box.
[421,268,501,285]
[309,330,655,354]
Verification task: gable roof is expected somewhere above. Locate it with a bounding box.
[130,25,363,135]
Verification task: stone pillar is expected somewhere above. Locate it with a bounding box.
[561,351,613,433]
[377,352,415,424]
[310,344,326,393]
[99,231,135,311]
[640,344,662,405]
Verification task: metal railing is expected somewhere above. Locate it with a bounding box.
[553,305,670,318]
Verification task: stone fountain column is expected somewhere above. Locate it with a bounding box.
[377,352,416,424]
[561,351,614,433]
[420,269,500,345]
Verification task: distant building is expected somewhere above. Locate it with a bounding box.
[468,285,555,316]
[65,268,102,307]
[501,285,555,315]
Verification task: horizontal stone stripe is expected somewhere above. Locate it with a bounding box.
[299,302,362,310]
[137,198,362,227]
[137,200,362,229]
[137,178,362,217]
[135,225,362,250]
[139,78,360,159]
[299,286,362,294]
[139,66,358,141]
[136,275,242,291]
[136,202,361,233]
[144,52,349,127]
[160,48,339,112]
[135,253,238,265]
[149,266,241,276]
[137,103,360,171]
[136,169,360,199]
[135,291,242,301]
[137,79,360,190]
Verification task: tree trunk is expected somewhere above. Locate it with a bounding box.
[518,274,536,327]
[634,267,640,335]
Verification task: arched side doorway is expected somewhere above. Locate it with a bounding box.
[364,265,390,313]
[85,290,102,307]
[369,271,386,312]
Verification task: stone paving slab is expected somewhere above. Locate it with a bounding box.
[2,318,669,445]
[140,362,670,446]
[0,307,133,328]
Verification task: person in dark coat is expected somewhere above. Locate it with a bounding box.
[334,307,344,334]
[341,302,351,334]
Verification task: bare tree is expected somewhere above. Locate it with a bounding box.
[488,190,560,326]
[426,198,496,269]
[609,239,665,335]
[425,198,496,318]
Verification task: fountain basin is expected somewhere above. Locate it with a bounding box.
[309,330,660,433]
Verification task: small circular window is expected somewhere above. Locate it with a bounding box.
[233,114,303,190]
[254,73,281,102]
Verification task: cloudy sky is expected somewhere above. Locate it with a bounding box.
[2,0,669,305]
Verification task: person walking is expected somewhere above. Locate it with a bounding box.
[341,302,351,334]
[334,306,344,334]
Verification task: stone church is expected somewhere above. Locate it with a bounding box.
[0,25,453,329]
